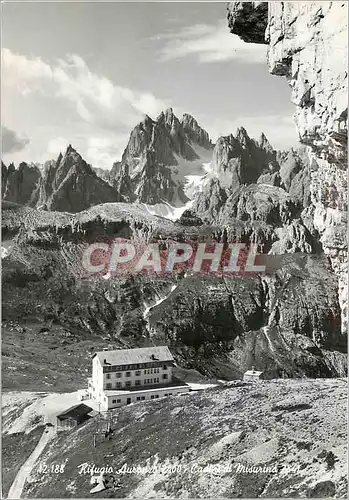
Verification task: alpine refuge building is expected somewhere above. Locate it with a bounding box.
[56,403,93,430]
[243,369,264,382]
[88,346,190,410]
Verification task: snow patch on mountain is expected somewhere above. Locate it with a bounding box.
[140,158,214,221]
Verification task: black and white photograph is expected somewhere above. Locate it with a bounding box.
[1,1,348,498]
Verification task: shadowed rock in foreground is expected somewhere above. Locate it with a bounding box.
[227,0,348,337]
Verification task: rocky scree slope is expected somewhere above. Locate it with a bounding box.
[227,1,348,333]
[2,202,347,381]
[22,378,347,498]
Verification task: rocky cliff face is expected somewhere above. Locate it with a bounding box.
[192,128,315,254]
[212,127,279,189]
[2,147,122,214]
[181,113,212,149]
[193,128,277,220]
[2,161,41,206]
[2,201,346,380]
[110,108,214,206]
[36,145,122,212]
[92,166,111,183]
[2,162,9,195]
[227,1,348,333]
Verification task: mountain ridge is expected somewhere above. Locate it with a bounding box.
[110,107,214,206]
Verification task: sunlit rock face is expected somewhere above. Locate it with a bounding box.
[227,1,348,333]
[266,3,347,165]
[109,108,214,206]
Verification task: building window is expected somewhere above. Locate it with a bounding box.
[106,383,112,389]
[155,395,159,398]
[136,396,141,401]
[116,373,122,378]
[106,374,111,379]
[117,399,121,403]
[135,380,141,386]
[116,382,122,388]
[141,396,145,400]
[126,372,131,377]
[162,374,168,380]
[144,370,147,375]
[151,395,155,399]
[163,364,167,370]
[112,399,116,403]
[125,381,131,388]
[169,393,172,396]
[135,370,141,376]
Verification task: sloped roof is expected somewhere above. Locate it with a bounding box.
[57,403,93,421]
[244,370,263,377]
[93,346,174,366]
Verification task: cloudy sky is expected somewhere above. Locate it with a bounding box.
[2,1,299,169]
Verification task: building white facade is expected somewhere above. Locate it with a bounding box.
[243,369,264,382]
[88,346,190,410]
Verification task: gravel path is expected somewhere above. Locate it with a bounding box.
[7,426,55,499]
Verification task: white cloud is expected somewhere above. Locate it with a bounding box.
[45,133,129,169]
[155,21,266,64]
[2,125,29,154]
[1,49,53,94]
[2,48,169,130]
[47,137,69,156]
[86,134,129,169]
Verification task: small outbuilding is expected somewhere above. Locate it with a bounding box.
[56,403,93,431]
[243,369,264,382]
